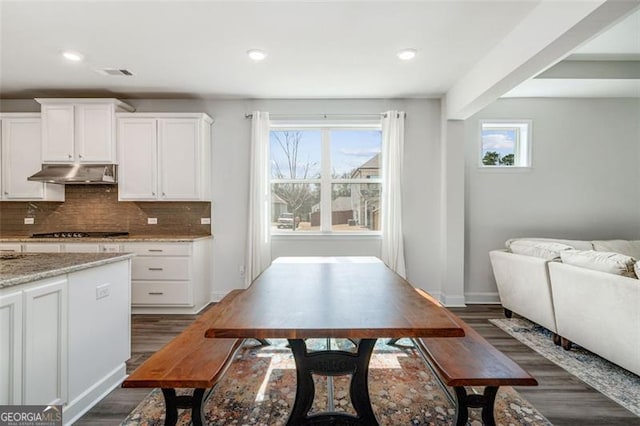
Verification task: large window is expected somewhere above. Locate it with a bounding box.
[270,125,382,233]
[479,120,532,168]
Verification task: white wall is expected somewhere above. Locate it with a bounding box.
[464,98,640,303]
[124,98,442,300]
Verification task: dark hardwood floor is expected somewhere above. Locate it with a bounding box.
[76,304,639,425]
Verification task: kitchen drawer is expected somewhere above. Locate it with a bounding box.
[0,244,22,252]
[131,281,191,305]
[23,243,62,253]
[122,243,191,256]
[64,243,100,253]
[131,257,191,280]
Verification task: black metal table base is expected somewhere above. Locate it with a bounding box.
[287,338,379,425]
[160,387,208,426]
[452,385,499,426]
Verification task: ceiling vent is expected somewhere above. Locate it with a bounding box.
[97,68,134,76]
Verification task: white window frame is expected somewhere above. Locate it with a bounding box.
[478,119,532,169]
[270,120,382,235]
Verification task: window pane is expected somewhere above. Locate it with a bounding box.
[330,130,381,178]
[272,183,320,232]
[331,183,381,232]
[270,130,321,179]
[480,121,532,168]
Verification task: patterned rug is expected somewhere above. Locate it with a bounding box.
[122,338,551,425]
[490,318,640,417]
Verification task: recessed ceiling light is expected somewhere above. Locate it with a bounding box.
[247,49,267,61]
[62,50,84,62]
[397,48,417,61]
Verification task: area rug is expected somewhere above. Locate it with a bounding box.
[122,338,551,425]
[490,318,640,417]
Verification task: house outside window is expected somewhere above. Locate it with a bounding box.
[270,124,382,234]
[479,120,532,168]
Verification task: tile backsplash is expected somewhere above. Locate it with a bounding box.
[0,185,211,236]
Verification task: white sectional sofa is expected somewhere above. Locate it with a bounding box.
[489,238,640,377]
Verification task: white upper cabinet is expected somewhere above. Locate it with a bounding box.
[36,98,133,163]
[0,114,64,201]
[117,113,212,201]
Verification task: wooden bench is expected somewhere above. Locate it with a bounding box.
[392,289,538,426]
[122,290,249,426]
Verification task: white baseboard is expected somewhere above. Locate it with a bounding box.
[63,363,126,426]
[441,294,467,307]
[464,292,501,304]
[210,291,228,303]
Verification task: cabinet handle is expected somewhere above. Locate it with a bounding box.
[3,192,7,195]
[152,192,156,196]
[78,154,83,159]
[148,292,164,295]
[68,154,73,159]
[148,249,163,252]
[148,267,164,271]
[162,192,166,196]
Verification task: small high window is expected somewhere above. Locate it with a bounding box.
[479,120,532,168]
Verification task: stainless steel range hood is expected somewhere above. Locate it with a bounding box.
[28,164,117,184]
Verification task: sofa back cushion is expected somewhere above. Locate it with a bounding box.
[505,238,593,251]
[560,249,637,278]
[509,240,574,260]
[592,240,640,259]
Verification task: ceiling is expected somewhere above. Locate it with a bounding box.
[0,1,638,101]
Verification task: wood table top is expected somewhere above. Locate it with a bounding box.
[204,257,464,339]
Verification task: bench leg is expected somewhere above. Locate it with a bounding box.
[452,386,499,426]
[161,387,207,426]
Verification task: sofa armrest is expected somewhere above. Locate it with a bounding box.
[489,250,557,332]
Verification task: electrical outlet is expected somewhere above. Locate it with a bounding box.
[147,217,158,225]
[24,218,35,225]
[96,283,110,300]
[200,218,211,225]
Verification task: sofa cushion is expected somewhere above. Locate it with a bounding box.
[509,240,573,260]
[560,249,637,278]
[592,240,640,259]
[505,238,593,251]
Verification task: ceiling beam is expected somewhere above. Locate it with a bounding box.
[444,0,640,120]
[536,60,640,79]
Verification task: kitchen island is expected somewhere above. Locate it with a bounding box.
[0,252,133,426]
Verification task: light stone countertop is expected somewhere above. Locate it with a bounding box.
[0,235,213,243]
[0,252,135,289]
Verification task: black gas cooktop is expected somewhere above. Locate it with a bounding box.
[31,232,130,238]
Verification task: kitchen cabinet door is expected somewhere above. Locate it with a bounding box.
[23,277,68,406]
[1,118,46,199]
[0,116,64,201]
[158,118,201,200]
[0,290,22,405]
[117,118,158,201]
[40,104,75,162]
[75,103,116,163]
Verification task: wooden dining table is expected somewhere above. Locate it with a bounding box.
[204,256,464,425]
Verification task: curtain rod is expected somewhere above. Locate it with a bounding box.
[244,112,406,119]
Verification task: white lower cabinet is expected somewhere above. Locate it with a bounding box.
[23,277,68,406]
[124,238,211,314]
[0,290,22,405]
[0,258,131,425]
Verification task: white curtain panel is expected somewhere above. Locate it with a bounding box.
[245,111,272,286]
[381,111,407,278]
